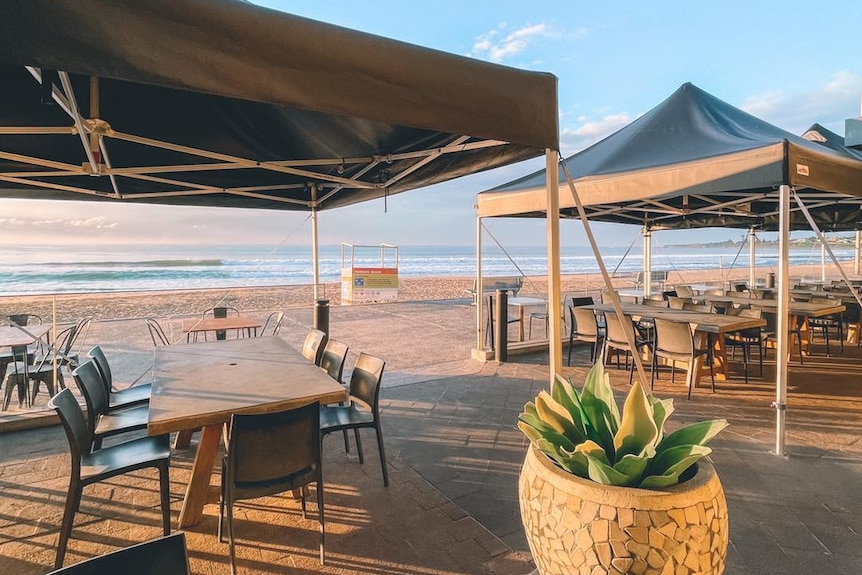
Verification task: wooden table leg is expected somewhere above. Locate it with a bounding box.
[518,307,526,341]
[177,423,222,529]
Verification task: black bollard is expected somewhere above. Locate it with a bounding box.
[494,289,508,362]
[766,272,775,288]
[314,298,330,337]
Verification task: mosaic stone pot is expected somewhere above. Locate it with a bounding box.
[518,446,728,575]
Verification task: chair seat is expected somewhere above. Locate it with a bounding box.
[80,434,170,482]
[320,404,374,432]
[94,404,149,438]
[110,383,152,409]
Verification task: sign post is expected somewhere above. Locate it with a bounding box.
[341,243,399,305]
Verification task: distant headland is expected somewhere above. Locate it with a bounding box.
[667,234,858,249]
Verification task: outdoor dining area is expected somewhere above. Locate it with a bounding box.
[2,292,862,575]
[0,301,401,574]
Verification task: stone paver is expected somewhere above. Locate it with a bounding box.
[2,298,862,574]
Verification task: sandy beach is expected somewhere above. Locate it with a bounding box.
[0,262,843,323]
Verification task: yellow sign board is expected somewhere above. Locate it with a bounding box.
[342,267,399,304]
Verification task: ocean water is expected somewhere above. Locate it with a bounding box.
[0,243,854,295]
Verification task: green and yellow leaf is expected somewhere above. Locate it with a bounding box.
[613,378,659,462]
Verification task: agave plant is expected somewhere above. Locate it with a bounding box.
[518,361,727,488]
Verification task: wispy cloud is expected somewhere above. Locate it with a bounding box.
[560,113,633,155]
[469,23,551,63]
[741,70,862,133]
[0,215,118,231]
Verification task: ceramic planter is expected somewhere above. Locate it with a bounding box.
[518,445,728,575]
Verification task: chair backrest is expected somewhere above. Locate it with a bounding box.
[146,318,171,346]
[674,285,694,298]
[725,306,762,336]
[319,339,349,383]
[227,402,321,490]
[569,296,595,308]
[7,313,42,326]
[48,388,91,467]
[603,312,636,347]
[70,317,92,354]
[641,297,669,308]
[667,296,692,310]
[260,311,285,337]
[570,307,599,338]
[203,306,238,319]
[47,532,190,575]
[348,353,385,412]
[72,360,110,432]
[301,328,328,366]
[682,302,713,313]
[87,346,114,393]
[653,318,694,356]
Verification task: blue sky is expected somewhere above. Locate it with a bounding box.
[2,0,861,249]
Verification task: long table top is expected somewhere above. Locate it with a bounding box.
[703,295,845,318]
[584,303,765,335]
[0,324,52,347]
[147,336,347,436]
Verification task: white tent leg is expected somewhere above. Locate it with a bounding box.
[749,227,757,287]
[774,184,790,456]
[546,150,562,383]
[476,216,484,352]
[643,227,652,298]
[855,231,861,276]
[821,239,827,283]
[311,201,320,301]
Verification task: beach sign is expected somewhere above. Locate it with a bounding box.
[342,266,399,304]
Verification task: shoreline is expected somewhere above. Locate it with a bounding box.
[0,263,848,323]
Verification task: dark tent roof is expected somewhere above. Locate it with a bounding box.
[802,123,862,161]
[477,83,862,231]
[0,0,558,211]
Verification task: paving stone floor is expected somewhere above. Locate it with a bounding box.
[2,298,862,574]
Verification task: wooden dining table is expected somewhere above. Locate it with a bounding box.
[585,303,766,385]
[181,315,263,341]
[146,336,347,528]
[703,294,845,353]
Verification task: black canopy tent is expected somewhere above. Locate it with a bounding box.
[475,83,862,456]
[478,83,862,230]
[0,0,559,292]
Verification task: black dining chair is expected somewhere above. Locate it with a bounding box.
[219,402,325,572]
[301,328,328,366]
[319,338,351,451]
[87,346,151,410]
[46,533,189,575]
[72,360,149,450]
[320,353,388,486]
[47,388,171,570]
[201,306,240,341]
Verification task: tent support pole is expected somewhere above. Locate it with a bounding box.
[774,184,790,457]
[311,186,320,301]
[821,239,827,282]
[560,159,651,397]
[643,227,652,298]
[546,150,562,382]
[749,227,757,288]
[855,231,861,276]
[476,216,484,352]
